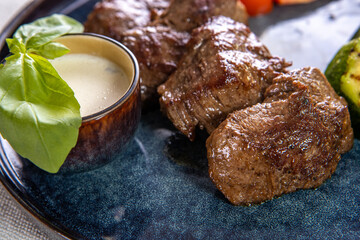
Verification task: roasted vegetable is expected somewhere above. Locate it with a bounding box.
[239,0,317,16]
[239,0,273,16]
[325,36,360,137]
[352,27,360,39]
[274,0,316,5]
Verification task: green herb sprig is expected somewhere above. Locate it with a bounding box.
[0,14,84,173]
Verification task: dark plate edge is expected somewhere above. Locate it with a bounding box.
[0,139,81,239]
[1,0,358,239]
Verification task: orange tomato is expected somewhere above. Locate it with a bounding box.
[274,0,316,5]
[239,0,273,16]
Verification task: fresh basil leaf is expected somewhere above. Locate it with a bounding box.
[0,53,81,173]
[23,26,72,50]
[14,14,83,51]
[31,42,70,59]
[31,14,84,34]
[0,14,84,173]
[6,38,25,54]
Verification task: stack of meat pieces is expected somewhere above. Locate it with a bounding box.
[85,0,354,205]
[157,16,353,205]
[85,0,248,103]
[207,67,354,205]
[158,16,290,140]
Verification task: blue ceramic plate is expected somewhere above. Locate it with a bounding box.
[0,0,359,239]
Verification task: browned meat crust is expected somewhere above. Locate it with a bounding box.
[121,26,190,103]
[84,0,169,39]
[157,0,248,32]
[85,0,248,103]
[206,67,354,205]
[158,16,290,140]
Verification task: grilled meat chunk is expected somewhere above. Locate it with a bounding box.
[206,67,354,205]
[121,26,190,102]
[158,16,290,140]
[85,0,248,104]
[84,0,169,39]
[158,0,248,32]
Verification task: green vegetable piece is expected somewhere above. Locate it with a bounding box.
[352,26,360,40]
[341,41,360,109]
[325,40,356,94]
[0,14,83,173]
[325,38,360,137]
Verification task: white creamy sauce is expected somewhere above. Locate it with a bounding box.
[51,53,129,117]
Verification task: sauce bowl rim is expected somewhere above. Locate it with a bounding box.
[60,33,140,122]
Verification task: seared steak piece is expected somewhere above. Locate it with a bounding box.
[206,67,354,205]
[158,16,290,140]
[158,0,248,32]
[84,0,169,39]
[121,26,190,102]
[85,0,248,104]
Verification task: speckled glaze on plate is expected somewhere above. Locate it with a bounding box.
[0,0,360,239]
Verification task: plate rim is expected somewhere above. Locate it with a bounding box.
[0,0,359,239]
[0,139,81,239]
